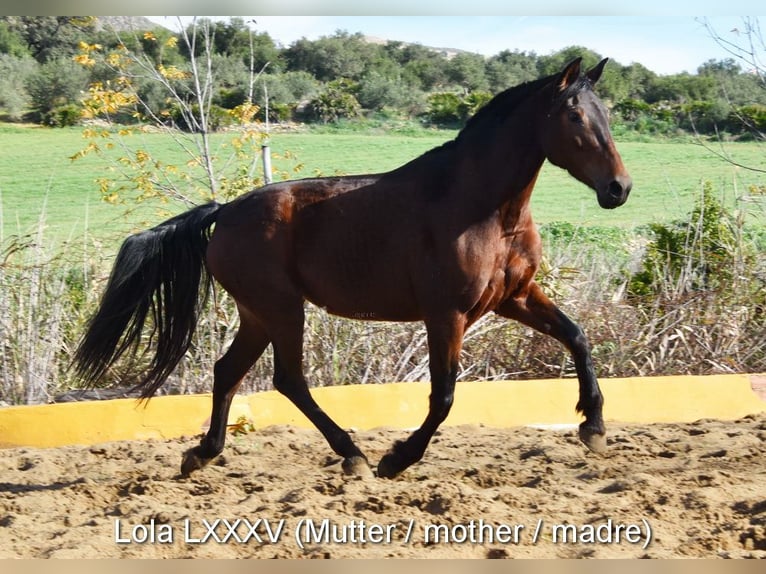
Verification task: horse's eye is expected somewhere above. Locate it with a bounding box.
[568,110,582,124]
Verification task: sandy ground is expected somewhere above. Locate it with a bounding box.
[1,413,764,559]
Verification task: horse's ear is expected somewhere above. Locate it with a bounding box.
[586,58,609,84]
[557,57,582,93]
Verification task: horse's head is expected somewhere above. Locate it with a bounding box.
[539,58,632,209]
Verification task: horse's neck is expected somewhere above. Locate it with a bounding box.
[450,115,546,225]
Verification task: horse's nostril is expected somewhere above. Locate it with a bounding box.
[599,177,631,208]
[608,180,623,199]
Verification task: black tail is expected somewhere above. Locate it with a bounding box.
[73,202,222,398]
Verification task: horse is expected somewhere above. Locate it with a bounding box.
[74,57,632,479]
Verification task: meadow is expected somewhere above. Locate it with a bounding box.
[1,123,765,246]
[0,123,764,405]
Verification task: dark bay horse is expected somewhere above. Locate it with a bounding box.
[74,57,632,479]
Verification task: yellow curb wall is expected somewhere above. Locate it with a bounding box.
[0,374,763,449]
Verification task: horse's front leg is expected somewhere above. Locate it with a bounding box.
[377,313,466,478]
[495,282,606,453]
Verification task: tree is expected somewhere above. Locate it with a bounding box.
[701,17,764,90]
[73,17,284,205]
[698,58,766,107]
[485,50,537,92]
[644,74,717,104]
[619,63,656,100]
[6,16,94,63]
[398,43,449,91]
[284,31,378,82]
[446,52,489,92]
[0,19,29,57]
[178,17,282,73]
[0,54,36,120]
[537,46,602,77]
[698,17,765,172]
[26,56,89,124]
[357,71,422,112]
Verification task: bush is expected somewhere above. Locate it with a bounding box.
[215,87,247,110]
[613,98,652,122]
[267,102,293,122]
[628,182,745,299]
[423,92,462,126]
[458,91,493,120]
[167,103,235,132]
[679,99,731,133]
[423,91,494,127]
[307,79,361,123]
[729,104,766,138]
[43,103,82,127]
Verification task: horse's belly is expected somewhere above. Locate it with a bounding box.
[295,222,423,321]
[315,300,422,323]
[301,271,423,323]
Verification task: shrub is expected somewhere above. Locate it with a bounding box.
[424,91,495,127]
[267,102,293,122]
[216,87,247,110]
[423,92,462,126]
[43,103,82,127]
[167,103,235,132]
[628,182,741,299]
[680,99,731,133]
[729,104,766,138]
[307,79,361,123]
[457,91,493,120]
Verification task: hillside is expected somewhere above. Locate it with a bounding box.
[362,35,467,59]
[93,16,164,32]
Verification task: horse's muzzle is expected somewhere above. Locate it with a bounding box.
[597,176,632,209]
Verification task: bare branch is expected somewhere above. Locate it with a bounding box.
[695,17,765,172]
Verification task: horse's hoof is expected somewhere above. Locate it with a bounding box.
[377,452,404,479]
[180,448,212,477]
[578,425,607,454]
[342,456,374,479]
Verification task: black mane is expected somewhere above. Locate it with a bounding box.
[457,70,593,141]
[389,66,593,179]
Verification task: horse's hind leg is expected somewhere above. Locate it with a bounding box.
[181,311,270,476]
[495,282,606,453]
[267,305,372,477]
[378,313,465,478]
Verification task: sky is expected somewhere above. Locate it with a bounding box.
[145,15,760,76]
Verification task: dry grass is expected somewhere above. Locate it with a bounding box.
[1,211,764,405]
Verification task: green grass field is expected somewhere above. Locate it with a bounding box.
[1,123,764,247]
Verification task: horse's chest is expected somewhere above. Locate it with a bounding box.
[460,241,539,322]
